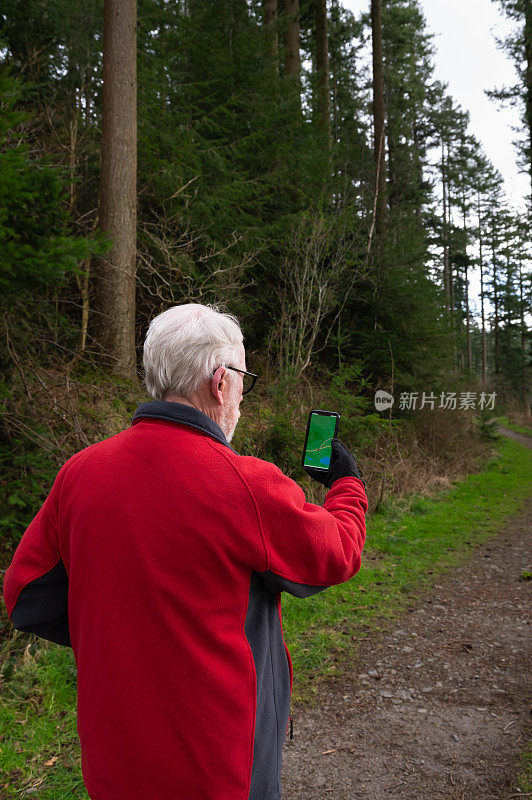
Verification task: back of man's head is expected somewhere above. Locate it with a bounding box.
[143,304,243,401]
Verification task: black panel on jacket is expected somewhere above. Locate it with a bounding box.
[10,559,71,647]
[259,569,328,598]
[245,572,290,800]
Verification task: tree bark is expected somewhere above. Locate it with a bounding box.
[464,259,471,374]
[315,0,331,151]
[518,257,530,414]
[525,0,531,199]
[491,216,500,375]
[76,260,90,356]
[478,193,487,388]
[447,156,456,374]
[92,0,137,380]
[284,0,301,85]
[441,139,450,317]
[264,0,279,73]
[461,187,471,374]
[448,172,457,372]
[412,110,423,223]
[371,0,387,237]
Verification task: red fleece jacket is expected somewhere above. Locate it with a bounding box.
[3,403,368,800]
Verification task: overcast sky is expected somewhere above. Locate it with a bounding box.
[342,0,527,212]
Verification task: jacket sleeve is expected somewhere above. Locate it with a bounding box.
[3,463,71,646]
[245,459,368,597]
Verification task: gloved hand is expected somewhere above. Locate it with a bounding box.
[304,438,365,490]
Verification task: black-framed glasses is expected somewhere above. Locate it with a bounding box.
[212,365,258,395]
[226,365,259,395]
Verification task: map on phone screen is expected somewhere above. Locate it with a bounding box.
[304,414,336,468]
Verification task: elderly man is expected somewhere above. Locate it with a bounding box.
[3,303,368,800]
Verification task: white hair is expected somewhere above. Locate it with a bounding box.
[143,304,243,401]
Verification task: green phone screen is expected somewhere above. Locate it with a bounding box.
[303,413,337,469]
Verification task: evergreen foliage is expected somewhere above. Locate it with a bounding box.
[0,0,529,511]
[0,70,99,307]
[488,0,531,199]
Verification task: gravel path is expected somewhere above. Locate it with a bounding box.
[281,427,531,800]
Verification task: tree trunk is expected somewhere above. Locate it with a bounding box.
[518,258,530,414]
[447,158,457,371]
[447,155,454,319]
[264,0,279,73]
[92,0,137,380]
[315,0,331,152]
[371,0,387,237]
[77,260,91,356]
[464,259,471,374]
[525,0,531,198]
[284,0,301,91]
[478,194,487,388]
[491,217,500,375]
[441,139,450,317]
[462,189,471,374]
[412,110,423,223]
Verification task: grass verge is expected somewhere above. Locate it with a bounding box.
[282,434,532,702]
[0,641,86,798]
[516,741,532,793]
[497,415,532,437]
[0,434,531,796]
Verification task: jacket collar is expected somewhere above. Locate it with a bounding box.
[131,401,233,450]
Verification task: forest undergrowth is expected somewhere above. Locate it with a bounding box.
[0,359,506,569]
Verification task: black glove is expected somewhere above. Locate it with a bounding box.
[304,438,365,490]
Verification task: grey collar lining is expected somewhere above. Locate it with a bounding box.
[131,401,234,450]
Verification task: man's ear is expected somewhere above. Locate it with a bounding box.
[210,365,226,405]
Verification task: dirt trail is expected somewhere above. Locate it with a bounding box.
[282,427,531,800]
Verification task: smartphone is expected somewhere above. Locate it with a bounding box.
[302,410,340,471]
